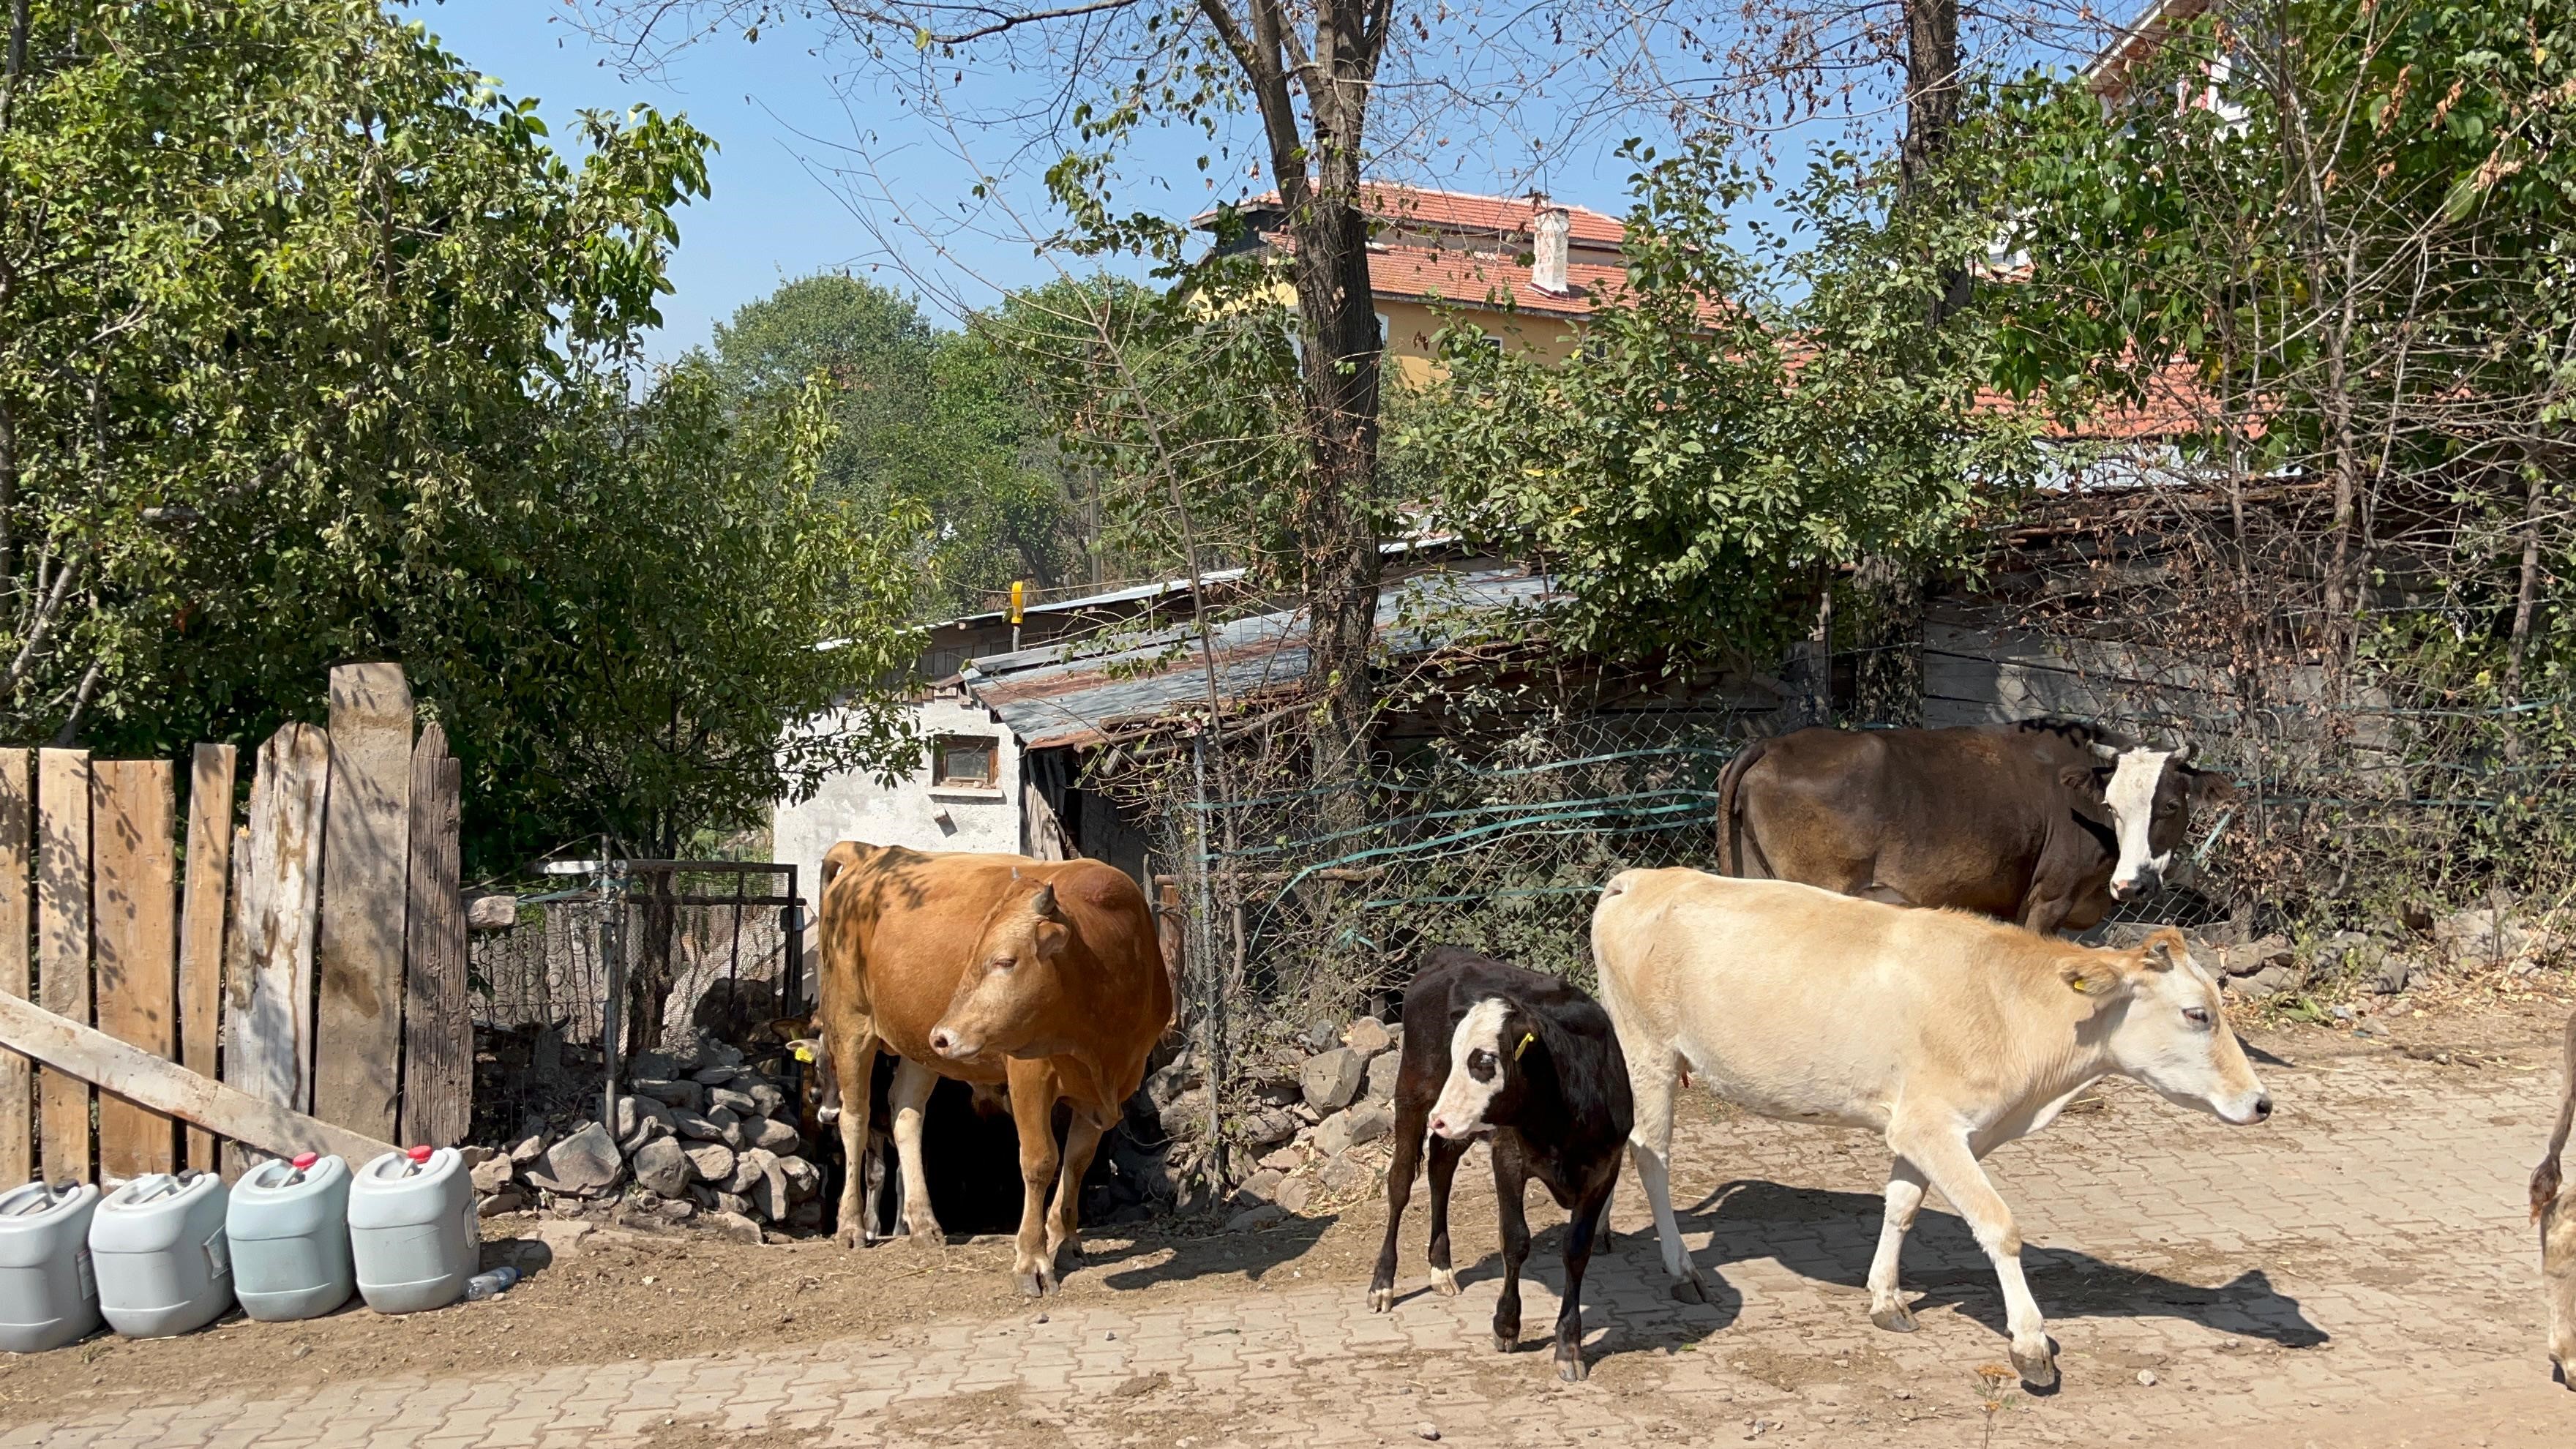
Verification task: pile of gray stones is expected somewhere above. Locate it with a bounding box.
[468,1028,823,1245]
[1141,1014,1407,1233]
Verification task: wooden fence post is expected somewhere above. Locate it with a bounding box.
[92,761,179,1179]
[178,744,237,1171]
[400,724,466,1148]
[36,749,91,1181]
[225,724,329,1131]
[314,664,412,1141]
[0,752,29,1186]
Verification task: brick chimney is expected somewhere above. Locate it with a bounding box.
[1530,206,1571,294]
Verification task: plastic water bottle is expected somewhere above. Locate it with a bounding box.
[463,1265,518,1303]
[281,1152,318,1187]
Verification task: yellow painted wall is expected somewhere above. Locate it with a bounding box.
[1374,299,1586,386]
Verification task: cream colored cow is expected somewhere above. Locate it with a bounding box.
[1592,868,2271,1389]
[2533,1008,2576,1387]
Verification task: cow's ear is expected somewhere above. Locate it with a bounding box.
[1029,883,1060,920]
[2059,765,2096,793]
[2062,958,2124,998]
[2188,769,2239,809]
[765,1015,812,1043]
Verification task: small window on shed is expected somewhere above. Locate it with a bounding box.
[932,735,997,790]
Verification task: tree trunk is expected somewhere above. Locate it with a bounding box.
[1898,0,1961,201]
[1284,182,1384,781]
[2506,449,2548,700]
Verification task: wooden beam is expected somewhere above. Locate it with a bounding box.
[177,744,238,1171]
[91,760,179,1179]
[400,725,466,1148]
[37,749,91,1181]
[0,752,29,1187]
[0,989,395,1169]
[225,724,328,1118]
[315,664,412,1140]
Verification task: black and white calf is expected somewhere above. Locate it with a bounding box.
[1368,946,1633,1381]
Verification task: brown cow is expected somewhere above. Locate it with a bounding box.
[2534,1007,2576,1386]
[814,841,1170,1295]
[1717,719,2236,936]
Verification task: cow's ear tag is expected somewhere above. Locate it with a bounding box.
[793,1046,815,1063]
[1515,1032,1535,1060]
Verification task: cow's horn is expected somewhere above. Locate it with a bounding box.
[1030,883,1059,918]
[2090,740,2121,760]
[2169,741,2193,764]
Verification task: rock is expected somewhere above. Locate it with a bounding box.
[720,1115,755,1153]
[465,892,520,931]
[1366,1050,1402,1103]
[477,1188,525,1218]
[779,1155,823,1203]
[1318,1154,1371,1196]
[1242,1109,1300,1150]
[2373,953,2416,994]
[1158,1088,1210,1142]
[632,1137,690,1198]
[620,1104,675,1156]
[471,1156,515,1194]
[508,1132,549,1166]
[457,1145,496,1169]
[631,1079,704,1112]
[1312,1101,1393,1158]
[683,1141,736,1183]
[1415,1425,1441,1442]
[2435,902,2536,968]
[626,1049,681,1083]
[2217,935,2294,978]
[747,1083,786,1119]
[664,1029,744,1074]
[1234,1169,1286,1207]
[523,1121,622,1197]
[1244,1075,1303,1108]
[1300,1049,1366,1112]
[1298,1019,1339,1053]
[1226,1204,1287,1232]
[727,1147,780,1197]
[1274,1178,1313,1215]
[2136,1369,2158,1387]
[533,1218,595,1259]
[704,1210,764,1245]
[708,1086,758,1117]
[692,1066,742,1087]
[1344,1017,1393,1057]
[752,1159,792,1221]
[715,1191,753,1218]
[656,1197,696,1223]
[673,1107,725,1142]
[2228,963,2299,1001]
[749,1116,802,1155]
[1257,1145,1303,1174]
[613,1096,643,1140]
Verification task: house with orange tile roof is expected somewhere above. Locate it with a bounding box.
[1194,184,1673,385]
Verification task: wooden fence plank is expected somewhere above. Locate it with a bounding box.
[0,992,396,1169]
[315,664,413,1141]
[36,749,91,1182]
[91,761,178,1179]
[399,726,466,1148]
[0,752,30,1187]
[178,744,238,1170]
[225,724,329,1119]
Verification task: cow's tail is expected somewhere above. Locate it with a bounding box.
[1715,738,1770,878]
[2534,1008,2576,1221]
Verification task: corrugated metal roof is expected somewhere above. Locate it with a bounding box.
[961,566,1558,749]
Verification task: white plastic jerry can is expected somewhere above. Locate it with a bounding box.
[227,1153,356,1322]
[0,1181,105,1352]
[348,1146,478,1314]
[89,1171,235,1338]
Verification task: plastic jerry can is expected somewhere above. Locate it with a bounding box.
[226,1153,356,1322]
[0,1181,104,1352]
[89,1171,235,1338]
[348,1147,477,1314]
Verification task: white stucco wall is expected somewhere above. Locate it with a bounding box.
[771,696,1024,909]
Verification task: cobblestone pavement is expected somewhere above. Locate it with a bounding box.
[5,1026,2571,1448]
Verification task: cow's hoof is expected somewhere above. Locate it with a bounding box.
[1670,1273,1709,1306]
[1557,1353,1589,1383]
[1014,1270,1045,1298]
[1431,1267,1461,1297]
[1493,1332,1517,1354]
[836,1226,865,1250]
[1870,1303,1918,1333]
[906,1224,946,1254]
[1367,1286,1393,1314]
[2011,1344,2059,1390]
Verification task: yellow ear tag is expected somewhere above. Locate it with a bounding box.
[793,1046,815,1063]
[2070,978,2090,994]
[1515,1032,1535,1060]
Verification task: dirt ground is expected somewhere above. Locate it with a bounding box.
[3,981,2572,1445]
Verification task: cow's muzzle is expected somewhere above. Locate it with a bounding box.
[2108,870,2163,902]
[926,1027,976,1060]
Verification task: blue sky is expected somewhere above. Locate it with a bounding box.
[411,1,1745,362]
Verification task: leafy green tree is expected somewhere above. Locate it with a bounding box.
[708,273,1070,617]
[1396,138,2041,669]
[0,1,922,870]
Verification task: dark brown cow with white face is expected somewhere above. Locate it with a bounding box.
[1717,719,2236,935]
[813,842,1169,1295]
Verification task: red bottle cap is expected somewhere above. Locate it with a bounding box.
[408,1145,434,1164]
[291,1153,318,1170]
